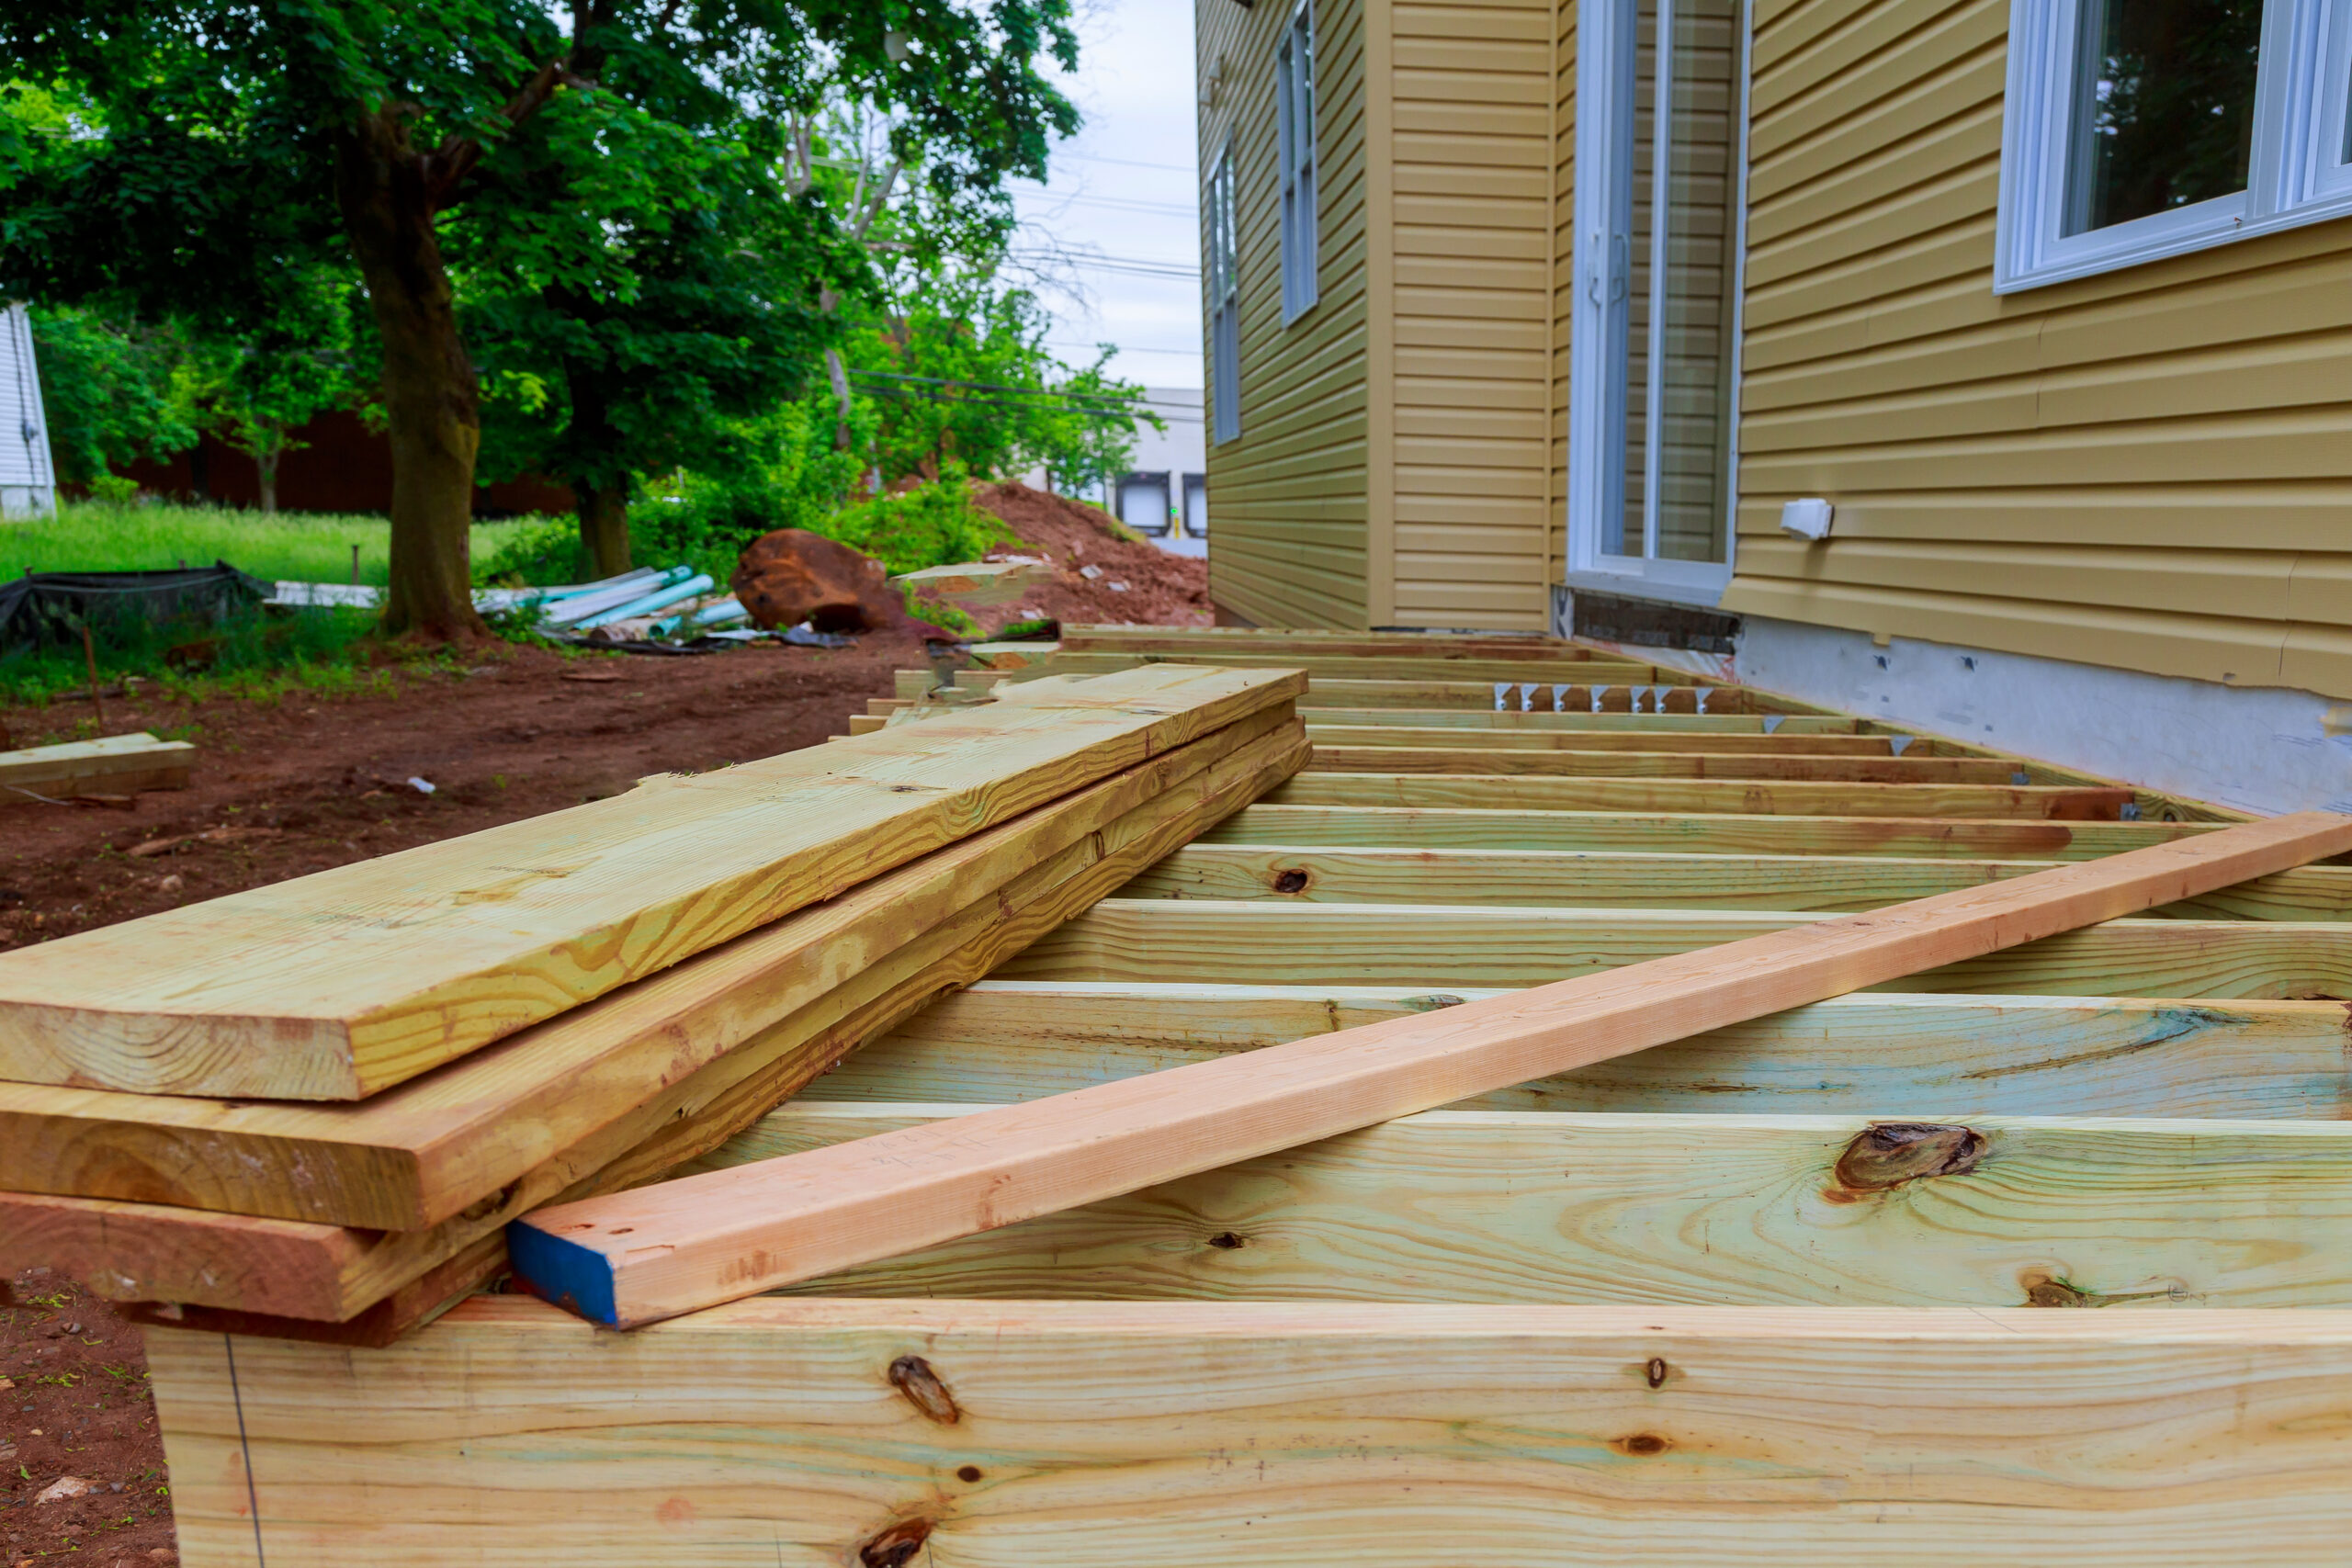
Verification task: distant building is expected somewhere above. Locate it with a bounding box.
[0,305,57,520]
[1112,388,1207,557]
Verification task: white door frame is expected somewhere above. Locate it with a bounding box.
[1565,0,1750,608]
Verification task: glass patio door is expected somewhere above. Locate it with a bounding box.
[1567,0,1744,602]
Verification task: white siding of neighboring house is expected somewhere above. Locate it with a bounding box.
[0,305,58,519]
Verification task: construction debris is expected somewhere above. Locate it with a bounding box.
[0,732,194,804]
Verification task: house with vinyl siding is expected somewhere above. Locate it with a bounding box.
[1195,0,2352,813]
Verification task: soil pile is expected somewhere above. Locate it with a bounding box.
[967,481,1211,634]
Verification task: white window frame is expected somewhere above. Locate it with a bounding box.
[1206,143,1242,444]
[1276,0,1318,323]
[1563,0,1755,609]
[1996,0,2352,291]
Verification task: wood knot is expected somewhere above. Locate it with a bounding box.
[956,1465,983,1483]
[887,1355,960,1424]
[1612,1432,1671,1456]
[2021,1271,2097,1307]
[1645,1357,1668,1389]
[1206,1231,1246,1249]
[1271,867,1311,894]
[1827,1122,1984,1201]
[860,1518,933,1567]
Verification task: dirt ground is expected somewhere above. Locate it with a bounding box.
[968,481,1213,634]
[0,635,937,952]
[1,1275,173,1567]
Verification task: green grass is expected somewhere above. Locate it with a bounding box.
[1,501,553,588]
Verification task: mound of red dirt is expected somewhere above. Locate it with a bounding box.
[968,481,1211,634]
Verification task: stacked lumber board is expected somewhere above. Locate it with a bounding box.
[0,663,1308,1342]
[115,628,2352,1562]
[0,729,194,802]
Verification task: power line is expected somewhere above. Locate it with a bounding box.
[1013,250,1200,280]
[1056,150,1198,175]
[1013,186,1199,220]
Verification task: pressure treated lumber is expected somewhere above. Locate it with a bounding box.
[1206,803,2221,857]
[0,710,1301,1228]
[1299,705,1838,730]
[1126,843,2352,918]
[1039,650,1664,685]
[0,664,1302,1100]
[0,726,1310,1321]
[1306,744,2031,783]
[1007,899,2352,998]
[1057,626,1617,660]
[0,730,196,800]
[145,1296,2352,1565]
[816,981,2352,1119]
[1272,771,2135,818]
[506,811,2352,1325]
[688,1102,2352,1309]
[1304,724,1902,753]
[1298,677,1781,713]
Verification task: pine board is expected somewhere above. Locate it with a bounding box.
[1306,744,2030,782]
[1206,803,2215,857]
[1006,898,2352,997]
[0,726,1310,1318]
[145,1297,2352,1565]
[816,981,2352,1119]
[0,665,1300,1099]
[1125,844,2352,918]
[507,815,2352,1324]
[691,1103,2352,1309]
[1270,771,2134,818]
[0,712,1302,1228]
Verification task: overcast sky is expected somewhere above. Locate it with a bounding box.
[1012,0,1204,393]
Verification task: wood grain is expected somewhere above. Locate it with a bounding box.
[0,710,1301,1228]
[508,813,2352,1325]
[1270,771,2135,818]
[1206,802,2218,856]
[1124,843,2352,917]
[685,1102,2352,1309]
[146,1296,2352,1565]
[0,663,1302,1099]
[1005,898,2352,996]
[0,731,195,798]
[1303,724,1898,752]
[0,726,1311,1320]
[1306,744,2030,782]
[819,980,2352,1119]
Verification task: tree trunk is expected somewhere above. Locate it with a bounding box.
[254,423,280,515]
[334,112,486,640]
[576,484,632,579]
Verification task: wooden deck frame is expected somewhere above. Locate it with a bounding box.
[123,628,2352,1562]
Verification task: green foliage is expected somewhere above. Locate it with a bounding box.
[175,268,370,502]
[0,0,1086,615]
[842,277,1153,490]
[0,601,390,707]
[26,306,194,484]
[814,467,1012,575]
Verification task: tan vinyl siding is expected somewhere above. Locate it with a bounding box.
[1386,0,1558,628]
[1203,0,1374,630]
[1547,0,1576,598]
[1724,0,2352,698]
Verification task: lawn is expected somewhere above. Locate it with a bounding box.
[0,502,551,588]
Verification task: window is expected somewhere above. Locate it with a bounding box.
[1276,1,1318,321]
[1996,0,2352,289]
[1206,145,1241,444]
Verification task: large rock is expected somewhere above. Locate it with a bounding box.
[730,529,950,637]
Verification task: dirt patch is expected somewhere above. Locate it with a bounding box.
[967,481,1211,634]
[0,637,926,950]
[1,1274,175,1566]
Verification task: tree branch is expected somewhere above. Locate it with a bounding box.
[419,49,580,210]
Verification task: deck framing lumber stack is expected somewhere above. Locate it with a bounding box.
[59,626,2352,1562]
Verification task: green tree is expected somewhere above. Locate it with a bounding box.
[180,267,369,513]
[1,2,1079,637]
[27,306,194,489]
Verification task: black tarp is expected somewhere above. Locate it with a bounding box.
[0,563,273,656]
